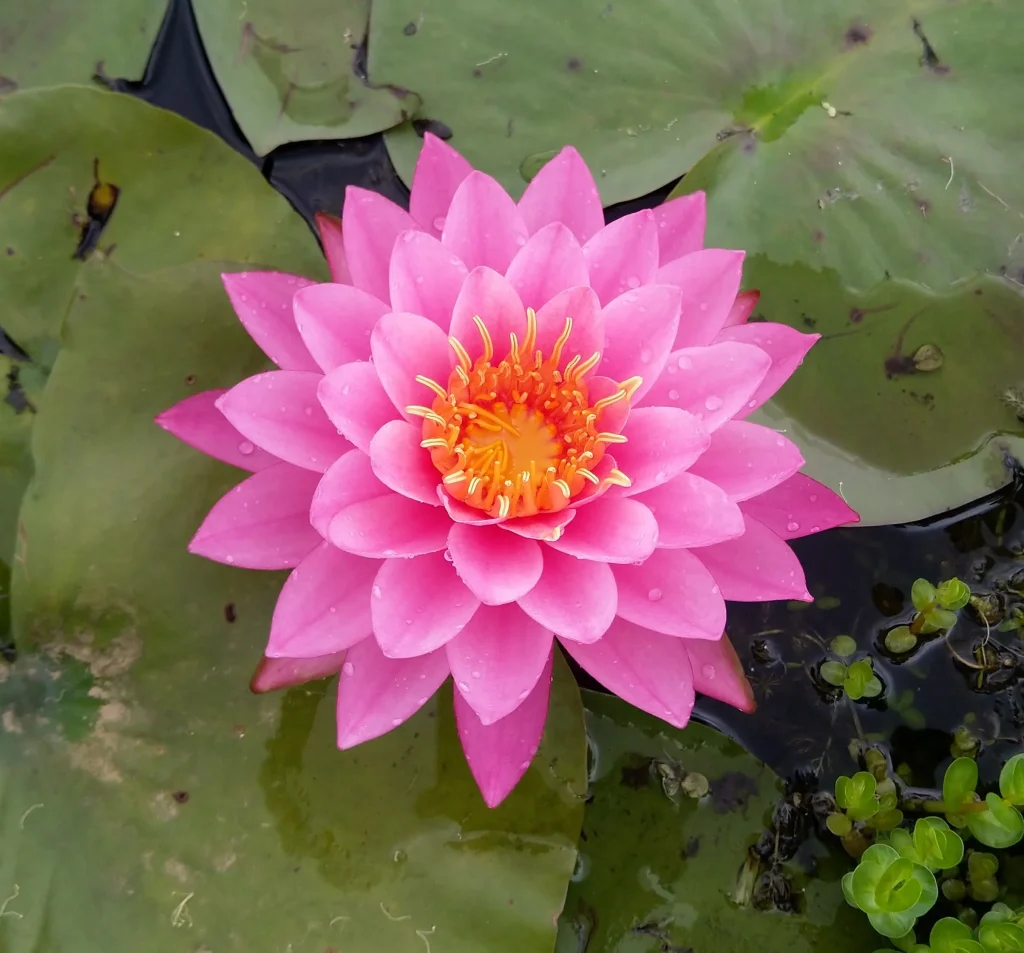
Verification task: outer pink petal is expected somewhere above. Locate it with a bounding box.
[504,222,589,310]
[448,266,527,359]
[250,651,347,693]
[688,421,804,502]
[685,636,756,713]
[614,407,709,496]
[372,552,481,658]
[637,472,744,548]
[455,651,552,808]
[316,212,351,285]
[217,371,352,473]
[442,170,529,273]
[310,449,387,538]
[369,419,442,506]
[189,464,320,568]
[293,283,388,372]
[343,186,421,300]
[658,249,745,349]
[448,523,543,605]
[499,509,576,541]
[583,210,659,306]
[597,285,680,401]
[370,312,454,420]
[613,548,726,639]
[518,547,616,643]
[547,497,657,564]
[389,230,468,328]
[533,286,603,371]
[693,514,811,601]
[409,133,474,235]
[156,390,279,471]
[329,493,452,557]
[518,146,604,244]
[222,272,318,372]
[318,361,399,453]
[559,618,695,728]
[721,289,760,328]
[266,541,378,657]
[739,472,859,539]
[654,192,706,265]
[447,603,553,725]
[336,638,450,748]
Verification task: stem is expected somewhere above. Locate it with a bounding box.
[907,798,990,815]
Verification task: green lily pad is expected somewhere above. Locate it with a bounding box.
[0,257,587,952]
[193,0,422,155]
[0,358,43,559]
[555,690,877,952]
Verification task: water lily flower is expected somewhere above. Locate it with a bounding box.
[157,135,858,807]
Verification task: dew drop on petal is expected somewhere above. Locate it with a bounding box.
[471,670,481,679]
[809,494,818,503]
[705,395,724,411]
[639,347,652,364]
[457,681,470,692]
[518,688,530,700]
[225,555,235,564]
[665,363,677,375]
[402,231,416,243]
[699,302,709,312]
[372,585,383,599]
[238,440,254,456]
[415,275,425,284]
[786,520,800,532]
[520,760,531,770]
[668,389,680,401]
[626,275,640,289]
[304,406,313,415]
[392,718,403,726]
[443,549,454,563]
[711,584,720,595]
[433,216,446,231]
[701,664,716,681]
[647,587,663,602]
[342,662,355,676]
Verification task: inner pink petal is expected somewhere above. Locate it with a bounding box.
[329,493,452,557]
[532,285,602,371]
[448,266,527,360]
[518,146,604,244]
[504,222,589,311]
[546,497,657,564]
[613,407,709,497]
[658,249,745,349]
[369,419,443,506]
[389,230,468,328]
[318,361,399,453]
[442,171,529,273]
[583,210,660,306]
[370,312,454,420]
[518,546,616,644]
[448,523,543,605]
[654,192,706,265]
[499,509,576,541]
[310,449,389,538]
[636,472,744,548]
[293,282,388,373]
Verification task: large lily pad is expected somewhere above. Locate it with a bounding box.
[0,257,587,952]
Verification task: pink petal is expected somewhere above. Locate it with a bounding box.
[447,603,553,725]
[559,618,695,728]
[336,638,450,748]
[518,547,616,643]
[637,472,744,548]
[156,390,279,471]
[455,651,552,808]
[533,285,603,371]
[448,266,527,360]
[613,548,726,639]
[721,289,760,328]
[318,361,399,453]
[658,249,745,349]
[442,171,529,273]
[372,552,480,658]
[217,370,352,473]
[688,421,804,502]
[685,636,756,712]
[267,541,378,657]
[222,272,318,371]
[389,230,468,328]
[641,342,771,432]
[654,192,706,265]
[409,133,474,235]
[715,322,818,415]
[316,212,351,284]
[438,488,507,526]
[250,651,347,693]
[614,407,709,496]
[448,523,543,605]
[597,284,681,401]
[370,312,454,420]
[329,493,452,557]
[586,376,631,434]
[310,449,387,538]
[739,472,859,539]
[343,186,421,300]
[293,282,388,372]
[189,464,321,568]
[583,210,659,306]
[547,497,657,564]
[693,514,811,601]
[369,419,442,506]
[500,509,576,541]
[504,222,589,310]
[518,146,604,244]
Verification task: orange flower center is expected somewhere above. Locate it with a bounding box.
[408,308,637,519]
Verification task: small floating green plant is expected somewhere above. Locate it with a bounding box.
[885,577,972,655]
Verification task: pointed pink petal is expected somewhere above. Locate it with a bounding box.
[156,390,279,471]
[518,146,604,243]
[250,651,347,693]
[716,322,819,415]
[688,421,804,502]
[518,547,616,643]
[637,472,744,548]
[499,509,576,541]
[372,552,480,658]
[587,376,631,434]
[448,523,543,605]
[693,514,811,601]
[566,453,620,510]
[293,282,388,372]
[533,285,603,371]
[739,472,859,539]
[640,342,771,432]
[389,230,468,328]
[267,541,378,657]
[447,603,553,725]
[438,488,507,526]
[370,312,454,420]
[654,192,706,265]
[318,361,399,453]
[222,272,318,371]
[448,266,527,361]
[343,186,420,300]
[658,249,745,349]
[310,449,388,538]
[217,370,351,473]
[189,464,320,568]
[504,222,589,310]
[583,210,659,306]
[613,548,725,639]
[614,407,709,496]
[597,285,681,401]
[547,497,657,564]
[316,212,351,284]
[455,651,552,807]
[336,638,450,747]
[559,619,695,727]
[369,419,442,506]
[329,493,451,557]
[721,289,760,328]
[442,171,529,273]
[685,636,756,712]
[409,133,474,235]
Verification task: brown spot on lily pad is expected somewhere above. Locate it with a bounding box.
[844,22,872,47]
[567,57,583,71]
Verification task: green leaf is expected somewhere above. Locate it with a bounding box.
[925,608,959,631]
[930,917,987,953]
[966,795,1024,849]
[912,579,939,614]
[837,771,879,819]
[911,817,965,871]
[885,626,918,655]
[943,758,980,812]
[978,921,1024,953]
[821,659,849,686]
[845,658,878,701]
[831,635,858,658]
[937,579,972,612]
[999,755,1024,807]
[828,812,854,837]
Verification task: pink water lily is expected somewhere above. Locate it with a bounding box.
[157,135,857,807]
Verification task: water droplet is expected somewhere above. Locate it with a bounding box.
[668,388,680,401]
[776,436,786,447]
[705,395,724,411]
[665,362,677,375]
[402,231,416,243]
[518,689,530,700]
[457,681,470,692]
[304,406,313,415]
[471,670,481,679]
[515,234,527,246]
[647,587,663,602]
[639,347,652,363]
[392,718,403,726]
[443,549,454,563]
[747,399,757,409]
[711,584,720,595]
[701,664,716,681]
[238,440,254,456]
[342,662,355,676]
[699,302,709,312]
[415,275,424,284]
[626,275,640,289]
[372,585,382,599]
[809,494,818,503]
[676,355,691,370]
[786,520,800,532]
[520,760,531,770]
[432,216,446,231]
[418,696,428,705]
[382,549,396,557]
[404,618,413,625]
[394,849,408,863]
